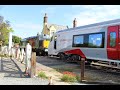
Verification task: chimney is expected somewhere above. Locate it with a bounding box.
[73,18,77,28]
[44,13,47,23]
[66,26,69,29]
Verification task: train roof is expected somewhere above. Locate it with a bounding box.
[21,36,37,41]
[21,35,50,41]
[57,18,120,33]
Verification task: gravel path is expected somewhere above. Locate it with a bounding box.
[0,57,49,85]
[0,78,49,85]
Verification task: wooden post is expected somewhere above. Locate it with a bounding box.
[80,58,85,82]
[30,52,36,78]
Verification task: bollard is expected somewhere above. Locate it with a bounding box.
[80,58,85,82]
[30,52,36,78]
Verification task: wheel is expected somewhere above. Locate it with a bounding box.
[86,60,92,65]
[59,53,66,60]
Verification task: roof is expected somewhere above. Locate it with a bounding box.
[21,36,37,41]
[21,34,50,41]
[47,23,68,31]
[57,18,120,33]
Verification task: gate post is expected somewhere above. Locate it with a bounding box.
[80,58,85,82]
[30,52,36,78]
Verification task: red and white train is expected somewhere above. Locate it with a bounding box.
[48,19,120,68]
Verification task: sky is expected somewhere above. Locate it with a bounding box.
[0,5,120,39]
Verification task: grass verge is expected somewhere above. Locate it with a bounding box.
[38,71,48,79]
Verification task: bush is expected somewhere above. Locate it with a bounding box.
[61,74,77,82]
[38,71,48,79]
[76,75,80,82]
[61,71,78,82]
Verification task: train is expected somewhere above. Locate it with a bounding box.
[48,19,120,68]
[21,34,50,56]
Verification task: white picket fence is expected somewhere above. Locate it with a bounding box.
[0,46,26,64]
[0,45,37,77]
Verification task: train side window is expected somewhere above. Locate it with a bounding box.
[110,32,116,47]
[73,35,84,47]
[50,36,53,42]
[73,32,105,48]
[88,33,103,48]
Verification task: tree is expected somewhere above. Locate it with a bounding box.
[0,16,4,24]
[0,16,14,46]
[12,35,22,44]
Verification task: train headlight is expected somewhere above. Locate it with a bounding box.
[45,49,48,52]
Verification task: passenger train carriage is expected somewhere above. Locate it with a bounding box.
[48,19,120,68]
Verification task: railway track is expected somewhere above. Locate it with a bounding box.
[48,56,120,75]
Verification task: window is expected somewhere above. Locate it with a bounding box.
[110,32,116,47]
[54,36,57,49]
[88,33,103,48]
[50,36,53,42]
[72,32,105,48]
[73,35,84,47]
[51,32,54,37]
[54,36,57,41]
[74,36,84,44]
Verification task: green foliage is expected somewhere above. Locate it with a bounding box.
[61,71,77,82]
[61,71,80,82]
[38,71,48,79]
[0,16,14,46]
[61,74,77,82]
[76,75,80,82]
[12,35,22,44]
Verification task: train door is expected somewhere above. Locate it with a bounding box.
[118,26,120,60]
[107,25,120,60]
[54,36,57,49]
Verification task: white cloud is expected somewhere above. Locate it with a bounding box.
[71,5,120,26]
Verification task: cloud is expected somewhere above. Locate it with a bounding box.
[71,5,120,26]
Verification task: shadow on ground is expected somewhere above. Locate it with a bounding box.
[0,57,29,78]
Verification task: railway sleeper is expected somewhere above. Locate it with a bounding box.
[91,61,120,70]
